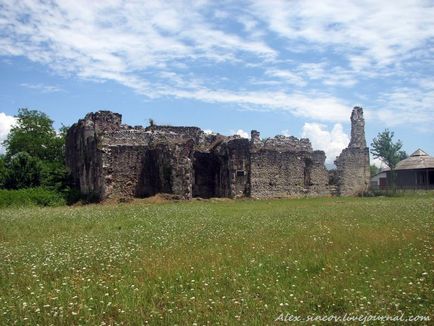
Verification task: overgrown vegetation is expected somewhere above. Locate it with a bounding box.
[371,129,407,189]
[0,196,432,324]
[0,188,65,208]
[0,108,74,205]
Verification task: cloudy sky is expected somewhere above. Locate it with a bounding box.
[1,0,433,165]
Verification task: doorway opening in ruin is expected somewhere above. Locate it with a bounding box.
[137,149,173,197]
[193,152,221,198]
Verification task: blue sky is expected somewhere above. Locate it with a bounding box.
[1,0,434,166]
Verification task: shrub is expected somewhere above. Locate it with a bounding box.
[4,152,42,189]
[0,188,65,208]
[40,161,68,191]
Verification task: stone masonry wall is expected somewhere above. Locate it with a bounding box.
[335,107,370,196]
[250,150,307,198]
[66,111,122,200]
[215,138,251,198]
[309,150,331,195]
[248,132,330,198]
[66,107,369,200]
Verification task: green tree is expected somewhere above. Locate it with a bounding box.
[4,152,42,189]
[40,161,68,191]
[1,109,69,190]
[3,108,64,162]
[371,129,407,169]
[371,129,407,189]
[370,164,379,177]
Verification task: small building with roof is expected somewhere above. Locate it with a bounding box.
[371,149,434,189]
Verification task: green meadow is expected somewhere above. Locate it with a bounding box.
[1,195,433,325]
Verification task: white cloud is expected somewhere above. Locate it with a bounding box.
[249,0,434,68]
[0,0,275,75]
[0,113,17,154]
[370,156,386,169]
[265,68,306,87]
[1,0,433,128]
[203,129,214,135]
[168,88,350,122]
[0,0,354,123]
[234,129,250,139]
[301,122,350,164]
[20,83,62,93]
[281,129,291,137]
[374,86,434,127]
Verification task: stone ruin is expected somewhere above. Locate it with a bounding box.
[334,107,370,195]
[66,107,370,201]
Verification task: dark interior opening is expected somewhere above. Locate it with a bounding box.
[137,149,172,197]
[429,170,434,185]
[417,170,427,185]
[193,152,221,198]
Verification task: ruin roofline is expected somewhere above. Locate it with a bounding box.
[71,109,326,154]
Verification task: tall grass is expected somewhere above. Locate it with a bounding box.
[0,188,65,208]
[0,195,433,324]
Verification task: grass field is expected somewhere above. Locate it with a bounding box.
[0,195,433,325]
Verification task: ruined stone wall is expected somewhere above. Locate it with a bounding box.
[250,149,307,198]
[335,107,370,196]
[103,136,194,199]
[66,107,368,201]
[104,145,148,198]
[66,111,122,200]
[166,141,194,199]
[215,138,251,198]
[309,150,331,195]
[248,132,325,198]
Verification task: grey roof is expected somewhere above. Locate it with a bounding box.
[410,148,429,156]
[395,149,434,170]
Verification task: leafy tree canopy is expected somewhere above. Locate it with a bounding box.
[4,152,42,189]
[3,108,64,162]
[371,129,407,170]
[370,164,379,177]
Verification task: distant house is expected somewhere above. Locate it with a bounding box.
[370,170,388,189]
[370,149,434,190]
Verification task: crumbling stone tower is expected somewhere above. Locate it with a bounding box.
[335,107,370,195]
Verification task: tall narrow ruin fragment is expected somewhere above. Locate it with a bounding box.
[335,107,370,195]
